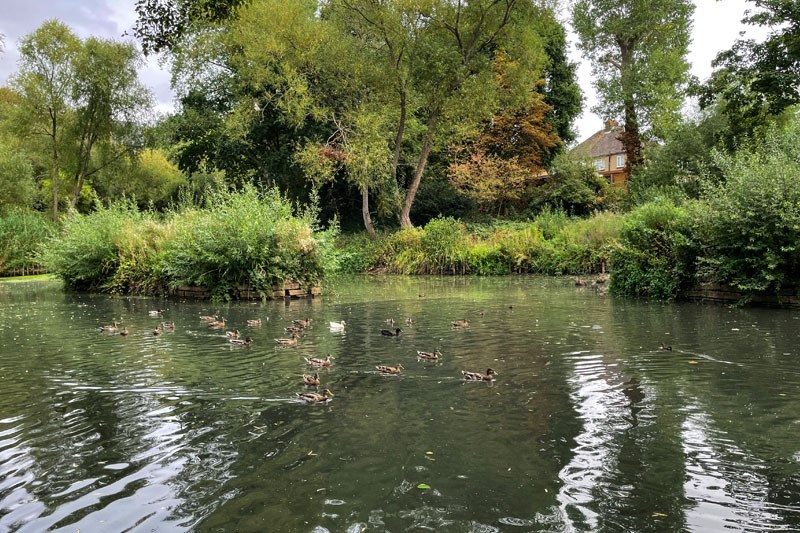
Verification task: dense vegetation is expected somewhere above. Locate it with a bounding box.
[1,0,799,304]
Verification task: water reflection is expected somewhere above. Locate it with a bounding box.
[1,277,800,531]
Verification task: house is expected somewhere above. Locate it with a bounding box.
[571,120,629,188]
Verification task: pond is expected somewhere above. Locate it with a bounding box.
[1,275,800,532]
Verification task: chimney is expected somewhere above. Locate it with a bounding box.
[604,119,618,131]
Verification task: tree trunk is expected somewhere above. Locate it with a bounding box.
[399,119,436,228]
[362,185,377,240]
[391,89,406,180]
[618,39,643,174]
[50,113,59,222]
[71,134,96,209]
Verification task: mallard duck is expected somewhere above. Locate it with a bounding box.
[302,372,320,386]
[376,364,403,375]
[226,329,240,338]
[304,354,333,367]
[329,320,346,331]
[381,328,402,337]
[149,309,164,317]
[99,321,119,332]
[296,389,334,403]
[416,350,441,361]
[660,343,673,351]
[405,317,413,326]
[208,317,226,328]
[452,319,469,328]
[386,318,395,325]
[275,334,299,346]
[153,327,163,336]
[162,321,176,330]
[200,311,220,322]
[292,318,312,328]
[575,278,587,287]
[284,326,304,335]
[247,318,262,326]
[230,336,253,346]
[462,368,497,381]
[119,326,129,336]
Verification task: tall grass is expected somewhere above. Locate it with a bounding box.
[41,186,337,298]
[0,211,55,275]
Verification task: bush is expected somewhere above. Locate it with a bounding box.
[694,123,800,293]
[610,199,694,299]
[0,211,55,274]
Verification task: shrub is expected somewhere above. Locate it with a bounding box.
[610,199,694,299]
[0,211,55,274]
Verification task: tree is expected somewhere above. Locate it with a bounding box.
[0,143,35,213]
[572,0,694,174]
[67,37,152,209]
[697,0,800,145]
[12,20,79,221]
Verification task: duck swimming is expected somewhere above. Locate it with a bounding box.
[304,355,333,367]
[99,321,119,333]
[329,321,346,331]
[381,328,402,337]
[292,318,312,328]
[462,368,497,381]
[149,309,164,317]
[297,389,334,403]
[452,320,469,328]
[247,319,262,326]
[416,350,441,361]
[302,372,320,386]
[275,334,299,346]
[660,343,673,351]
[229,336,253,346]
[376,364,403,375]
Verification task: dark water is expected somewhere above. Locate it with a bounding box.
[1,276,800,532]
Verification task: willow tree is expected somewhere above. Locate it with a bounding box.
[572,0,693,173]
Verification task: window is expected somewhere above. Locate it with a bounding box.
[593,158,605,171]
[616,154,625,168]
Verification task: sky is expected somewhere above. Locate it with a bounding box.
[0,0,771,144]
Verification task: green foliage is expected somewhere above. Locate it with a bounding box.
[39,186,336,298]
[610,199,693,300]
[0,143,35,213]
[694,121,800,293]
[0,211,55,274]
[531,153,620,215]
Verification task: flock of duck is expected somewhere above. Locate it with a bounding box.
[99,310,497,404]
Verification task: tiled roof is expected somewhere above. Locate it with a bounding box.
[572,126,625,158]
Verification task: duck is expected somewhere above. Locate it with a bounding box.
[292,318,312,328]
[247,318,262,326]
[452,319,469,328]
[284,326,304,335]
[462,368,497,381]
[302,372,320,386]
[226,329,240,338]
[200,311,220,322]
[381,328,402,337]
[296,389,334,403]
[208,317,226,328]
[405,317,413,326]
[275,334,299,346]
[99,321,119,332]
[329,320,346,331]
[376,364,403,375]
[660,343,673,351]
[386,318,395,325]
[119,326,129,336]
[162,321,176,330]
[153,327,163,336]
[416,350,441,361]
[304,354,333,367]
[229,336,253,346]
[149,309,164,317]
[575,278,587,287]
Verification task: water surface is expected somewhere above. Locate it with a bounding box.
[1,276,800,532]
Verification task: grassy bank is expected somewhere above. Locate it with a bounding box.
[0,211,55,276]
[40,187,338,300]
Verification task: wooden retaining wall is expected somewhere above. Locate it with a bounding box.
[683,282,800,308]
[171,280,321,301]
[0,265,47,278]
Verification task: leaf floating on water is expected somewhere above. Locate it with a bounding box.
[425,451,434,455]
[417,483,431,490]
[652,512,668,517]
[688,360,699,364]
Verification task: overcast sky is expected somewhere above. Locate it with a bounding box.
[0,0,770,143]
